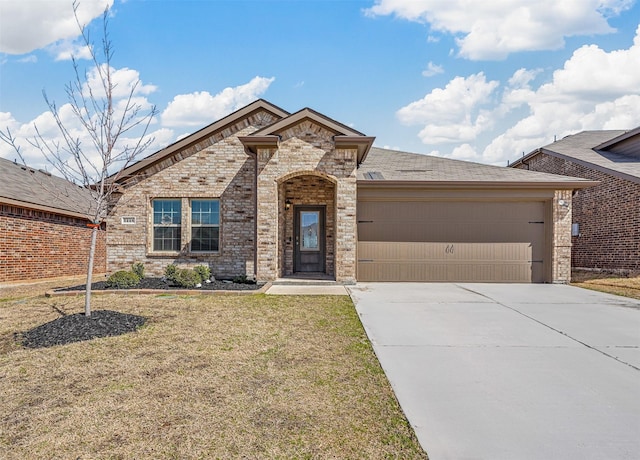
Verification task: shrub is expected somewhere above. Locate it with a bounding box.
[232,274,255,284]
[194,265,211,282]
[164,264,178,281]
[106,270,140,289]
[172,268,202,288]
[131,262,145,279]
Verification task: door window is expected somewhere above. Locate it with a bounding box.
[300,211,319,251]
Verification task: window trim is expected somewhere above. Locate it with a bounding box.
[189,198,220,253]
[151,198,183,254]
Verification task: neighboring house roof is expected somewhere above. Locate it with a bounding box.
[0,157,96,219]
[358,147,597,189]
[510,129,640,184]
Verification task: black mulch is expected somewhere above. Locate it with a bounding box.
[57,277,263,292]
[19,310,147,349]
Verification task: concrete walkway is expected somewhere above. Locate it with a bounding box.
[349,283,640,460]
[265,284,349,295]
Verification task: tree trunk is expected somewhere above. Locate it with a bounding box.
[85,225,98,317]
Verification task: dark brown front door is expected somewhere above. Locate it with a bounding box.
[294,206,325,273]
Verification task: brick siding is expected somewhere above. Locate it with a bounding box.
[515,154,640,271]
[106,111,280,279]
[108,113,359,283]
[0,204,106,282]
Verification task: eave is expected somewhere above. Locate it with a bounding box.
[512,147,640,185]
[356,179,599,190]
[111,99,289,182]
[0,196,93,220]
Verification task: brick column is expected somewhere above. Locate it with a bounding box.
[335,178,357,283]
[552,190,572,283]
[256,148,279,281]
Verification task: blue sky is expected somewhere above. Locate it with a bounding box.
[1,0,639,170]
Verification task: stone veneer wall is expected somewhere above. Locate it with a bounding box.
[0,204,106,282]
[516,154,639,271]
[106,111,280,279]
[255,121,358,283]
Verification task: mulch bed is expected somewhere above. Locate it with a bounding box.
[19,310,147,349]
[58,277,263,292]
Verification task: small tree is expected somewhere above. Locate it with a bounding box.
[1,2,157,316]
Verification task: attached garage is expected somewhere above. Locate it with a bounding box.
[356,147,598,284]
[357,200,548,282]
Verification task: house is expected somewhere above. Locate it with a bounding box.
[107,100,596,284]
[510,128,640,272]
[0,157,106,283]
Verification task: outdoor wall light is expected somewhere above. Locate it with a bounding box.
[558,199,568,207]
[285,199,292,210]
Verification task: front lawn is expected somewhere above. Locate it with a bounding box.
[0,288,427,459]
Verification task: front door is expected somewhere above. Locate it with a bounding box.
[294,206,325,273]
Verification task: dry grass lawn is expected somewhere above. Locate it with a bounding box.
[0,282,427,459]
[571,270,640,300]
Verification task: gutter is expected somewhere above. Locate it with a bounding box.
[356,179,599,190]
[0,197,95,220]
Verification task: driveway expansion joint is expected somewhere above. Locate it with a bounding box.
[460,285,640,372]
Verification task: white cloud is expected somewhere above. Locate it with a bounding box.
[399,24,640,165]
[161,76,275,127]
[0,0,113,55]
[483,25,640,164]
[84,65,158,99]
[1,73,276,173]
[422,61,444,77]
[397,73,499,143]
[50,39,93,61]
[17,55,38,64]
[365,0,631,60]
[0,63,160,174]
[448,143,484,162]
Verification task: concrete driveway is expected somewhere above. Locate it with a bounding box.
[348,283,640,460]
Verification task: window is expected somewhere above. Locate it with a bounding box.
[153,199,181,251]
[191,199,219,252]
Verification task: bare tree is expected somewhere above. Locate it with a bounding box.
[1,2,157,316]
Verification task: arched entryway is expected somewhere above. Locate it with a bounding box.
[278,173,336,278]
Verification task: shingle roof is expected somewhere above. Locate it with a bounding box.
[0,157,95,218]
[358,147,595,188]
[511,129,640,183]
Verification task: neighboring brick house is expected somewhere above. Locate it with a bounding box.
[0,157,106,283]
[107,100,595,284]
[510,128,640,272]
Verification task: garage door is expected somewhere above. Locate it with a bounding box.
[357,201,546,283]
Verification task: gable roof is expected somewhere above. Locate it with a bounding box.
[0,157,96,219]
[114,99,289,182]
[239,107,375,164]
[510,129,640,184]
[359,147,597,189]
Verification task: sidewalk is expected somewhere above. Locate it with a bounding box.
[265,285,349,295]
[265,278,349,295]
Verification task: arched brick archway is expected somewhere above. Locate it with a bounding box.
[278,173,337,277]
